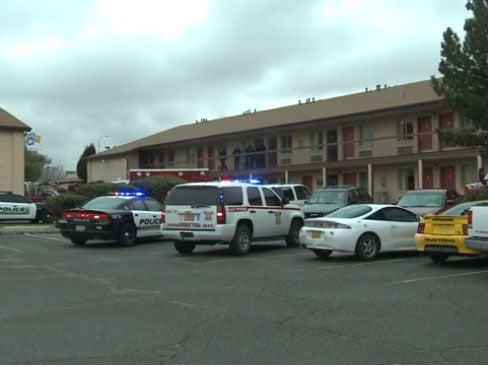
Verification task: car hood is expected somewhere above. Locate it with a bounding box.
[302,203,344,214]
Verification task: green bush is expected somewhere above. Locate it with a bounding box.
[131,176,186,202]
[465,187,488,201]
[46,177,187,220]
[46,194,87,219]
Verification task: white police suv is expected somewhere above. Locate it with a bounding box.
[161,182,304,255]
[58,191,163,246]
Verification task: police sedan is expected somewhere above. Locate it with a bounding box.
[0,191,51,223]
[58,192,163,246]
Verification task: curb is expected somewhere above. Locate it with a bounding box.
[0,225,59,235]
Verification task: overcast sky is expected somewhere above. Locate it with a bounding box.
[0,0,470,171]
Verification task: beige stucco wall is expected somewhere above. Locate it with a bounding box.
[0,130,25,194]
[87,156,128,182]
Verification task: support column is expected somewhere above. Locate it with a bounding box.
[322,167,326,188]
[285,170,288,184]
[368,163,373,198]
[418,159,423,190]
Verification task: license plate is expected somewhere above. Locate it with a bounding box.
[75,225,85,232]
[179,213,200,222]
[311,231,322,239]
[434,224,451,234]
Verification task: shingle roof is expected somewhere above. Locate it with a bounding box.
[94,79,442,158]
[0,108,31,131]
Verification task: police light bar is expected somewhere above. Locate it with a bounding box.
[112,190,146,197]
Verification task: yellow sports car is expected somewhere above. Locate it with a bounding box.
[415,200,488,262]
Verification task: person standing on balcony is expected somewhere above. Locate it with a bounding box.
[233,146,242,170]
[219,145,228,170]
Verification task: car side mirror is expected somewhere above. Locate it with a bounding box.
[281,197,290,205]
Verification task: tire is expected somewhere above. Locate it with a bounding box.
[117,223,136,246]
[71,238,87,246]
[355,233,379,260]
[430,253,449,263]
[229,224,252,255]
[286,219,303,247]
[174,240,196,254]
[313,249,332,258]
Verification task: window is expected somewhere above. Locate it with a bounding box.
[187,147,196,165]
[397,119,414,141]
[222,187,244,205]
[144,198,163,211]
[295,186,311,200]
[131,200,146,211]
[398,169,415,190]
[263,187,281,206]
[461,115,475,130]
[379,207,419,222]
[247,187,262,206]
[310,131,323,151]
[168,151,175,167]
[281,135,292,154]
[358,125,373,147]
[461,164,477,186]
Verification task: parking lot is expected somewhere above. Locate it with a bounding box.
[2,230,488,364]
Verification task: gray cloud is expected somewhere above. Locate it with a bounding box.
[0,0,469,170]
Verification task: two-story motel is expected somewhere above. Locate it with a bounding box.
[86,79,482,203]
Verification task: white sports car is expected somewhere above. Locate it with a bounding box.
[299,204,420,260]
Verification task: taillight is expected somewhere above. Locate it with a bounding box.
[467,210,473,228]
[462,224,468,235]
[62,212,109,221]
[217,205,226,224]
[417,223,425,234]
[161,210,166,224]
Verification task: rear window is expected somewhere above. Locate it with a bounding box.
[166,186,221,205]
[308,190,347,204]
[166,186,243,206]
[326,205,372,218]
[83,197,127,210]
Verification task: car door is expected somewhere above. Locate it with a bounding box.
[129,198,160,237]
[246,186,270,238]
[381,207,419,250]
[262,187,288,235]
[142,198,164,236]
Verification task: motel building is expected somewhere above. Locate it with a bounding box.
[86,79,483,203]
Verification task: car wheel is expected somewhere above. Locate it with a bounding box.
[313,249,332,258]
[117,223,136,246]
[174,240,196,254]
[355,233,379,260]
[230,224,252,255]
[71,238,87,246]
[430,253,449,263]
[286,219,303,247]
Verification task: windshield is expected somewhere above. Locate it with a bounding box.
[307,190,346,204]
[82,197,127,210]
[442,201,488,215]
[325,205,372,218]
[397,192,443,207]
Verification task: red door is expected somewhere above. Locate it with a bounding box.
[440,166,456,189]
[439,113,454,150]
[422,167,434,189]
[302,175,313,191]
[417,116,432,152]
[342,127,355,159]
[342,172,356,186]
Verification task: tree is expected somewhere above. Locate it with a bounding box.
[431,0,488,156]
[25,147,51,182]
[76,143,96,183]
